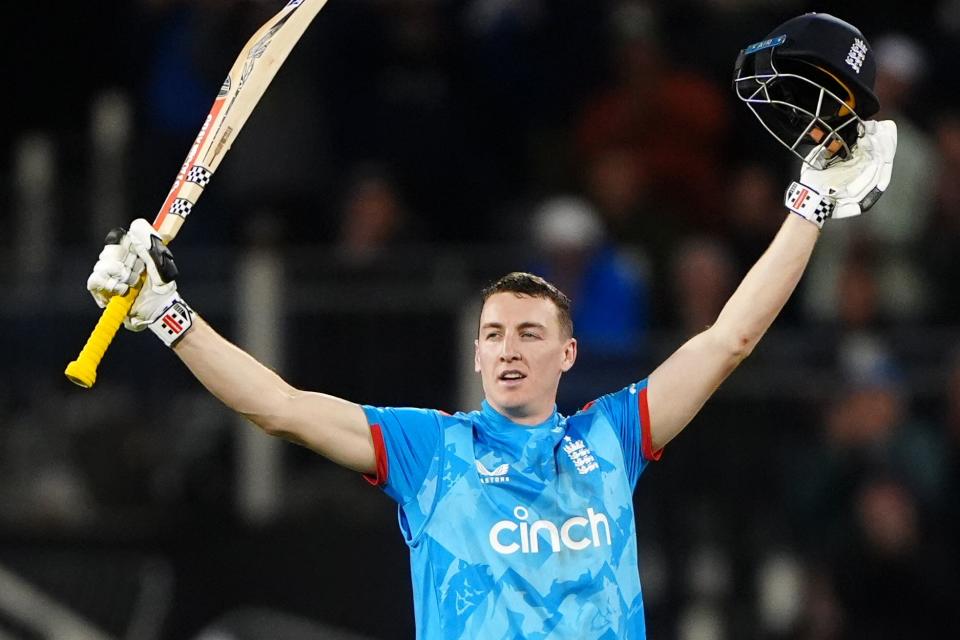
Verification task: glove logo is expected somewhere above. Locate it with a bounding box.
[790,186,811,210]
[161,311,185,336]
[149,298,194,348]
[148,235,180,283]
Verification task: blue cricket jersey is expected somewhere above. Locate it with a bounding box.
[362,379,661,639]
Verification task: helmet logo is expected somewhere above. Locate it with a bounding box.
[845,38,868,74]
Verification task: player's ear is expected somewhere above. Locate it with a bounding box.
[560,338,577,372]
[474,339,481,373]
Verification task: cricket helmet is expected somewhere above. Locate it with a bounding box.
[733,13,880,167]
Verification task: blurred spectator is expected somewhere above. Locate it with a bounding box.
[834,249,885,332]
[923,110,960,324]
[330,0,476,241]
[527,195,650,353]
[722,162,786,272]
[668,236,736,335]
[942,348,960,535]
[575,0,731,241]
[870,33,937,244]
[5,4,960,637]
[138,0,225,136]
[720,162,803,326]
[828,475,960,638]
[580,145,686,281]
[807,245,893,336]
[808,249,894,391]
[335,164,420,266]
[803,33,936,324]
[790,343,948,556]
[795,568,845,640]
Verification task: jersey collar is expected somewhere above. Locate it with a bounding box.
[480,400,560,431]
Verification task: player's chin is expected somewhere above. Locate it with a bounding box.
[495,389,537,412]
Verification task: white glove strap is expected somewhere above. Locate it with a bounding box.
[148,297,195,347]
[784,181,835,229]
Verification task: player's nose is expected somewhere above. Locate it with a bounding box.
[499,335,521,361]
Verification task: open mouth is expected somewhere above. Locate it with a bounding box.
[498,370,527,383]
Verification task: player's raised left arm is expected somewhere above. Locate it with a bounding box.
[646,120,897,452]
[647,215,816,450]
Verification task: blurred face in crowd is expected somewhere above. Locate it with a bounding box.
[340,174,402,254]
[946,353,960,438]
[857,479,918,556]
[729,164,782,232]
[837,260,879,329]
[827,384,903,447]
[475,293,577,424]
[673,238,735,333]
[586,147,646,221]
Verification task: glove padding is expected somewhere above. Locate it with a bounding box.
[87,227,144,308]
[785,120,898,227]
[86,219,181,331]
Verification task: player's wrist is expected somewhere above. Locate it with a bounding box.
[784,181,834,229]
[147,295,195,347]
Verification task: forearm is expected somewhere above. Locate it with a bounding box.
[173,317,298,427]
[647,214,818,450]
[710,213,819,358]
[171,316,375,472]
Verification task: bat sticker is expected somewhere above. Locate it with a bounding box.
[169,198,194,218]
[186,166,212,186]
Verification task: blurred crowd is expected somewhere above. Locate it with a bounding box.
[78,0,960,332]
[4,0,960,638]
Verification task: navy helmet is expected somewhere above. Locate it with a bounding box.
[734,13,880,166]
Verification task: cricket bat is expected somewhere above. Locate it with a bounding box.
[65,0,329,388]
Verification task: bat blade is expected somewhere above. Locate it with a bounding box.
[153,0,329,242]
[65,0,330,388]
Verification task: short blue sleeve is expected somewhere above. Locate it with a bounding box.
[593,378,661,490]
[361,406,444,505]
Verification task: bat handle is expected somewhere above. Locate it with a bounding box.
[65,277,144,388]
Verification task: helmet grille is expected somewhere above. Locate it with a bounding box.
[734,47,865,167]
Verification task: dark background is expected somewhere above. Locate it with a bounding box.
[2,1,960,639]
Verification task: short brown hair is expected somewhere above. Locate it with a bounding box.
[480,272,573,339]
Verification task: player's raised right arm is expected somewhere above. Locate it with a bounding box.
[87,219,376,474]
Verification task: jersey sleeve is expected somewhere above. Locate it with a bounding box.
[592,378,662,489]
[361,405,444,505]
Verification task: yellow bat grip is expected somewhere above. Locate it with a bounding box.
[64,277,144,388]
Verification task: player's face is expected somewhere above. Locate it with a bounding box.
[809,125,845,155]
[475,292,577,424]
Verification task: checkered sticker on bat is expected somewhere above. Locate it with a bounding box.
[169,198,193,218]
[186,166,212,187]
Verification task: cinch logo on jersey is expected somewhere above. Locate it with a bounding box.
[476,461,510,484]
[489,506,612,555]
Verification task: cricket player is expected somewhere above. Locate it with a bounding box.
[86,13,896,639]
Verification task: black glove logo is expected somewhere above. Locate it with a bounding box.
[104,227,127,245]
[149,234,179,283]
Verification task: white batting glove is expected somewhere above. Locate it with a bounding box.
[87,229,144,308]
[86,219,194,346]
[784,120,898,228]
